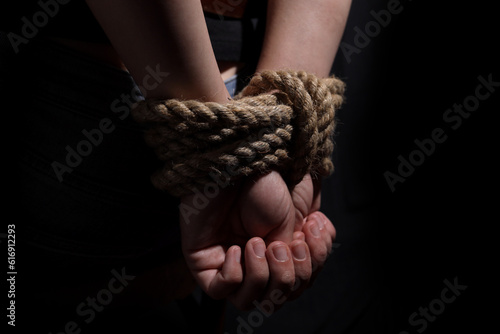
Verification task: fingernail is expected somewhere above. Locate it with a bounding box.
[272,245,289,262]
[252,240,266,258]
[309,221,321,237]
[292,243,307,260]
[318,216,325,230]
[233,247,241,263]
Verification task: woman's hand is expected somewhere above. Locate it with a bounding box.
[180,171,335,310]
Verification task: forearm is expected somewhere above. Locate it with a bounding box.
[86,0,230,103]
[256,0,351,78]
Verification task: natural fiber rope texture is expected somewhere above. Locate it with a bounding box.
[131,70,345,197]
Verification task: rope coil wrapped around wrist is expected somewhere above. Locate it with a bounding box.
[131,70,345,197]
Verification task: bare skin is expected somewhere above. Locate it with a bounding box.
[257,0,351,76]
[67,0,352,309]
[181,171,336,310]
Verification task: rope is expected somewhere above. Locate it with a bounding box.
[131,70,345,197]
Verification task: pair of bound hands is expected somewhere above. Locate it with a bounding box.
[180,170,336,311]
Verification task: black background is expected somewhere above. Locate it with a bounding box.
[363,0,498,333]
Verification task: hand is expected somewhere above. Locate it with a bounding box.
[179,171,336,310]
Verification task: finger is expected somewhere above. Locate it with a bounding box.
[314,211,336,255]
[228,238,269,310]
[198,245,243,300]
[303,216,329,273]
[293,231,305,241]
[288,240,312,300]
[258,242,295,310]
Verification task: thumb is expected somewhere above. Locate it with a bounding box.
[239,171,295,244]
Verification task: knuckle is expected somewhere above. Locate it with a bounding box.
[313,246,328,264]
[277,271,296,291]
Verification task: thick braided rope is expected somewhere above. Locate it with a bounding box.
[131,70,345,196]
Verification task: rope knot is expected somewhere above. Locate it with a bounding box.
[132,70,345,196]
